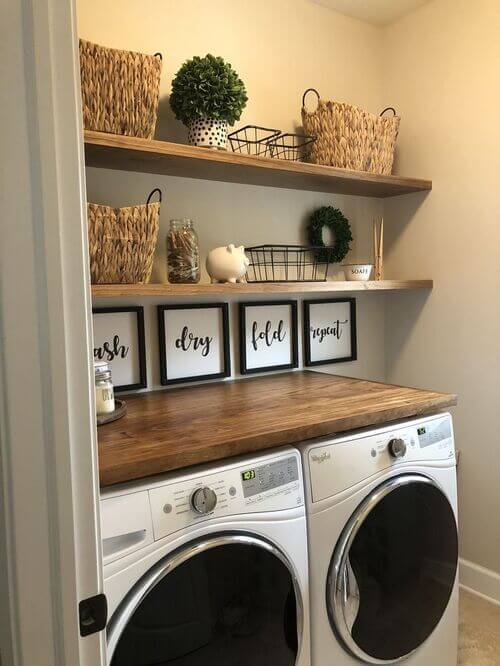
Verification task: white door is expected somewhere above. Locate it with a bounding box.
[0,1,106,665]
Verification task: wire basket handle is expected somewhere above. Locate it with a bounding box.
[380,107,397,117]
[153,52,162,60]
[302,88,320,112]
[146,188,162,205]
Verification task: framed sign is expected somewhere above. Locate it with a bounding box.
[303,298,357,366]
[239,300,298,374]
[158,303,231,385]
[92,306,147,391]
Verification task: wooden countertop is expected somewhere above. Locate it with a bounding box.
[98,372,457,487]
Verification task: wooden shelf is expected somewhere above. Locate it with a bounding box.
[91,280,433,298]
[84,131,432,198]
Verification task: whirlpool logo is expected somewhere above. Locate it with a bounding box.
[311,451,331,464]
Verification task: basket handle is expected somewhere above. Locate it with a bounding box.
[302,88,320,111]
[380,107,397,117]
[146,188,162,205]
[153,52,162,60]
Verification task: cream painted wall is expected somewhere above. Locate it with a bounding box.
[88,172,387,385]
[79,0,388,385]
[382,0,500,575]
[79,0,498,592]
[77,0,383,141]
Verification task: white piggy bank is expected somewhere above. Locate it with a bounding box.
[206,244,249,283]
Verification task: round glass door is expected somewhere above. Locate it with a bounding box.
[327,474,458,664]
[108,534,301,665]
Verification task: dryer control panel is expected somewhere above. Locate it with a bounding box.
[307,413,455,503]
[148,452,303,541]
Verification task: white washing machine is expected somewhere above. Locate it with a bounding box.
[300,412,458,665]
[101,446,310,666]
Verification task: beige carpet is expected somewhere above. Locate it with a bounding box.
[459,589,500,665]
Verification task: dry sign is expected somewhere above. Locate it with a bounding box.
[158,303,231,385]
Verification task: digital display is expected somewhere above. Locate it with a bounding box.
[240,457,299,498]
[417,419,452,449]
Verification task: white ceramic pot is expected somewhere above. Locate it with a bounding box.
[343,264,373,281]
[188,118,228,149]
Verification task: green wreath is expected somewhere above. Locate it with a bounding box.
[307,206,352,263]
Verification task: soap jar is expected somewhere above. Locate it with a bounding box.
[166,218,200,284]
[94,361,115,415]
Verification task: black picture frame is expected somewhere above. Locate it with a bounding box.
[157,303,231,386]
[303,298,357,366]
[239,300,299,375]
[92,306,147,392]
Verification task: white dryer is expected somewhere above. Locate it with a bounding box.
[300,412,458,665]
[101,446,310,666]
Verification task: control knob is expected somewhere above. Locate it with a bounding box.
[388,438,407,458]
[191,487,217,514]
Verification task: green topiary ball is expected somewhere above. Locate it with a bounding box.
[170,54,248,126]
[308,206,353,263]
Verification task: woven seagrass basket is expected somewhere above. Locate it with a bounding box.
[79,39,162,139]
[301,89,400,175]
[88,189,161,284]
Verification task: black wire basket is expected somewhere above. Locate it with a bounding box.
[228,125,281,156]
[245,245,330,283]
[267,133,316,162]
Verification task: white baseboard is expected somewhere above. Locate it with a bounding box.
[460,557,500,605]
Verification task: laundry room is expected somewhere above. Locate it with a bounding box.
[2,1,500,665]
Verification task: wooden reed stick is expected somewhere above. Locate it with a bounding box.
[379,218,384,279]
[373,218,384,281]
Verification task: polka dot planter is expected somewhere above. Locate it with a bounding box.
[188,118,228,149]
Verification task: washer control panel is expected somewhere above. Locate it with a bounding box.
[308,413,455,503]
[241,456,299,498]
[149,452,303,541]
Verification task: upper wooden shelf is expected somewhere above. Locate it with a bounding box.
[91,280,433,298]
[84,131,432,198]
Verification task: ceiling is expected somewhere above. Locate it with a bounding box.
[310,0,433,26]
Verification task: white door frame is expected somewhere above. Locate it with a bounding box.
[1,0,105,665]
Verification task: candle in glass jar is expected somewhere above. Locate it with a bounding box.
[94,361,115,415]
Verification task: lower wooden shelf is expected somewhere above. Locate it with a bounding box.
[91,279,433,298]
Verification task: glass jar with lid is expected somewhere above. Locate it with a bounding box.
[166,218,200,284]
[94,361,115,415]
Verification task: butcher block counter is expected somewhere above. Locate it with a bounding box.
[98,371,457,487]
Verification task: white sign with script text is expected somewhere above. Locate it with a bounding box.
[240,301,297,373]
[93,307,146,390]
[306,299,356,365]
[160,305,229,383]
